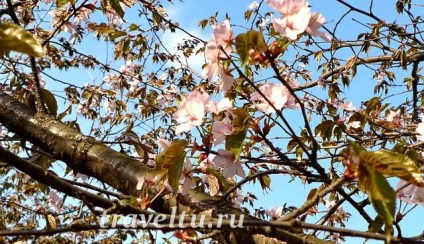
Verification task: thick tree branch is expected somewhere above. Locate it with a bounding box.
[0,90,330,244]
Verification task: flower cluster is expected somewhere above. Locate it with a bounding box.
[203,20,235,93]
[172,89,232,134]
[266,0,331,41]
[251,83,298,114]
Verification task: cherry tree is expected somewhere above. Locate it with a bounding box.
[0,0,424,243]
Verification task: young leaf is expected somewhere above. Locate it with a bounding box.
[109,0,124,18]
[358,163,395,242]
[155,140,188,193]
[0,23,44,57]
[359,150,423,187]
[41,89,58,116]
[155,140,188,171]
[226,108,250,159]
[235,30,267,65]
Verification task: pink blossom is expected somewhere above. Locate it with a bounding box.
[76,103,88,115]
[157,138,170,150]
[41,0,56,4]
[173,99,205,134]
[306,13,331,42]
[203,21,235,93]
[265,206,285,219]
[386,110,403,127]
[212,149,245,178]
[212,20,234,53]
[208,97,233,114]
[103,73,121,91]
[180,159,195,195]
[232,189,245,208]
[173,90,211,134]
[136,175,156,191]
[251,83,297,113]
[103,99,116,113]
[47,191,63,212]
[271,5,311,40]
[212,117,234,145]
[266,0,308,16]
[128,79,140,92]
[158,85,177,106]
[73,7,93,25]
[248,1,260,10]
[120,60,139,76]
[396,180,424,205]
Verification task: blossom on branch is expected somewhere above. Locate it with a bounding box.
[250,83,298,114]
[266,0,330,41]
[271,5,311,40]
[396,180,424,205]
[212,149,245,178]
[203,20,235,93]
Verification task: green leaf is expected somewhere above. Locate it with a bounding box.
[235,30,267,65]
[0,23,44,57]
[368,215,384,233]
[41,89,58,116]
[109,0,124,18]
[258,174,271,191]
[358,163,395,242]
[155,140,188,193]
[155,140,188,171]
[315,120,335,141]
[359,150,423,187]
[226,108,250,159]
[206,168,231,193]
[56,0,68,8]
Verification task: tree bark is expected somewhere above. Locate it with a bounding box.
[0,90,331,244]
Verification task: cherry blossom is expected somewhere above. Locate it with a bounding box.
[103,73,121,91]
[73,7,93,25]
[212,149,245,178]
[212,117,234,145]
[250,83,297,114]
[232,189,245,208]
[203,20,235,93]
[76,103,89,115]
[265,206,285,219]
[386,109,404,127]
[158,85,177,106]
[271,5,311,40]
[208,97,233,114]
[120,60,139,76]
[180,159,195,195]
[266,0,308,16]
[266,0,330,41]
[103,99,116,113]
[47,191,63,212]
[306,13,332,42]
[212,20,234,54]
[248,1,260,10]
[128,79,140,92]
[41,0,56,4]
[75,173,89,182]
[396,180,424,205]
[173,89,215,134]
